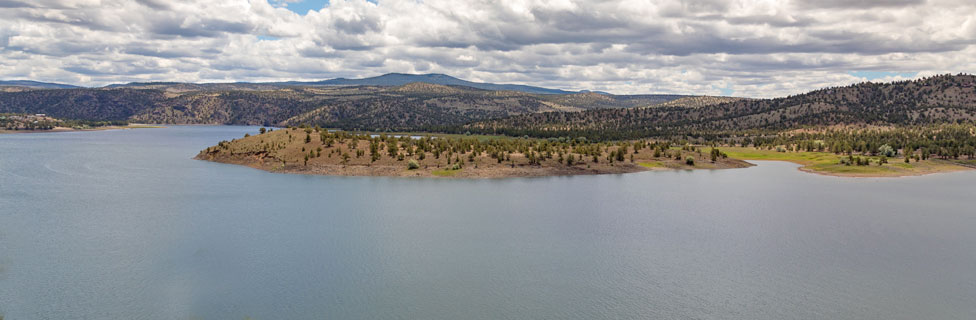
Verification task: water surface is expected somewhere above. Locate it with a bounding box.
[1,126,975,319]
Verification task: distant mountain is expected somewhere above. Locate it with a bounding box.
[103,82,182,88]
[0,80,80,89]
[100,73,576,95]
[282,73,577,95]
[102,82,289,92]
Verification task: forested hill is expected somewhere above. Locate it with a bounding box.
[462,74,976,140]
[5,75,971,139]
[0,83,691,131]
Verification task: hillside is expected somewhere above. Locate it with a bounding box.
[0,89,168,120]
[102,82,289,92]
[105,73,578,95]
[465,74,976,140]
[5,75,974,140]
[0,83,687,130]
[0,80,80,89]
[651,96,746,108]
[283,73,576,94]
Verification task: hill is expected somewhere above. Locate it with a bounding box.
[104,73,577,95]
[7,75,973,141]
[650,96,746,108]
[281,73,577,94]
[464,74,976,140]
[0,83,689,130]
[102,82,287,92]
[0,80,80,90]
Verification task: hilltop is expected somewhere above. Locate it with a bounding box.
[0,80,80,90]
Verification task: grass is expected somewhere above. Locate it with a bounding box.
[637,161,664,168]
[431,169,460,177]
[950,159,976,167]
[720,147,841,166]
[718,146,968,177]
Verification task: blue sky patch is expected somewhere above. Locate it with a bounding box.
[279,0,378,15]
[714,84,734,96]
[848,71,917,80]
[279,0,330,15]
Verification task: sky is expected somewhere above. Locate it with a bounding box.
[1,0,974,97]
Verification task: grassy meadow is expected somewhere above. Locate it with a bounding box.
[719,147,969,177]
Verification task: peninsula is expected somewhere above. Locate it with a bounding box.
[195,127,752,178]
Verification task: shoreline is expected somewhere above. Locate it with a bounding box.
[793,160,973,178]
[199,154,971,179]
[722,147,973,178]
[195,154,755,179]
[0,124,164,134]
[198,142,971,179]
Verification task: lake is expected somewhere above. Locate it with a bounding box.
[1,126,975,319]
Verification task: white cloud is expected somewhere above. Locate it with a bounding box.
[0,0,974,97]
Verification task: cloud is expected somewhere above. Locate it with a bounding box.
[0,0,973,98]
[793,0,926,9]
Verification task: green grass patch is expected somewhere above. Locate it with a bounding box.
[952,159,976,166]
[637,161,664,168]
[889,162,914,169]
[808,163,895,174]
[432,169,460,177]
[720,147,842,166]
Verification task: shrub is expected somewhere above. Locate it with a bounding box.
[685,156,695,166]
[407,159,420,170]
[878,144,896,157]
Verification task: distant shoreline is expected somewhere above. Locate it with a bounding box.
[0,124,164,134]
[722,147,972,178]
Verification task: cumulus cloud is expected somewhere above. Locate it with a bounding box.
[0,0,974,97]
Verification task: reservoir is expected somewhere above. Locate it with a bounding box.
[1,126,974,319]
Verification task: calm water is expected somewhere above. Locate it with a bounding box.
[1,126,975,319]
